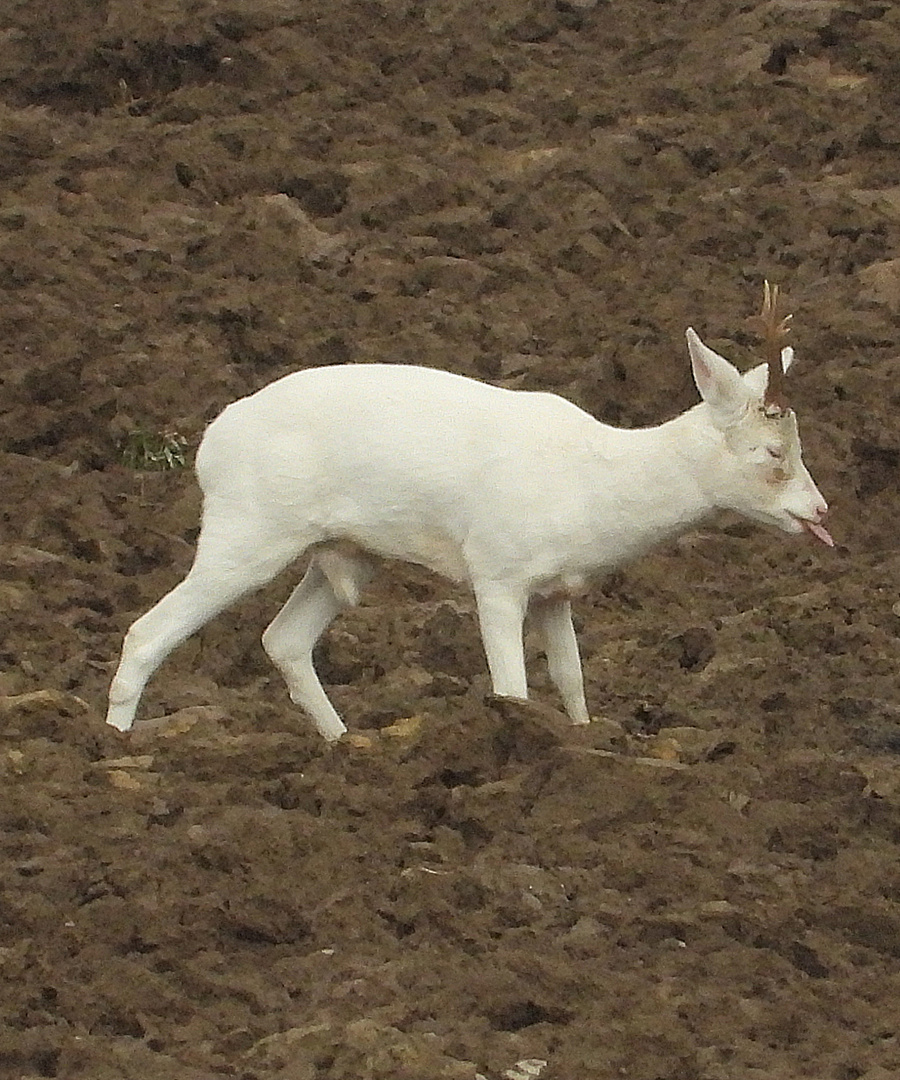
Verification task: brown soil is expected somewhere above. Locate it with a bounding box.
[2,2,900,1078]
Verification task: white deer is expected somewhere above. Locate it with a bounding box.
[107,285,832,740]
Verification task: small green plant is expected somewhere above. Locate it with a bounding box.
[120,428,188,471]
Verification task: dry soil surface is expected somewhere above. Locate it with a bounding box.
[1,2,900,1078]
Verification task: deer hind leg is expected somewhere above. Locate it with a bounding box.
[107,508,306,732]
[473,581,529,700]
[531,593,590,725]
[262,547,373,741]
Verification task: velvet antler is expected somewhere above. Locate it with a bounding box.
[747,280,792,413]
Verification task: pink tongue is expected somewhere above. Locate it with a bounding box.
[803,519,834,547]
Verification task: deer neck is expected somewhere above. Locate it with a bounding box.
[587,404,723,559]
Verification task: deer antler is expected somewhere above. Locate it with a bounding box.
[746,280,792,414]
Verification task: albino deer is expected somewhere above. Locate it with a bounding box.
[107,285,831,740]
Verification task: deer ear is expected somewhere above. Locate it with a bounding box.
[686,329,749,425]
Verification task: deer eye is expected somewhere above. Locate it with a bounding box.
[766,447,784,461]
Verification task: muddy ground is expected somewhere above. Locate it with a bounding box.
[1,1,899,1077]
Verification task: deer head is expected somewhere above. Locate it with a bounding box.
[685,283,832,546]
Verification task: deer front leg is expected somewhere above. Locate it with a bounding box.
[531,593,590,725]
[473,583,529,700]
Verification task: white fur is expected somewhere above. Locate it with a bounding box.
[107,331,828,740]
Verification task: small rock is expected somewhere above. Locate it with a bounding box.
[381,714,423,740]
[130,705,227,739]
[0,689,90,718]
[102,754,154,769]
[646,725,730,764]
[107,769,143,791]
